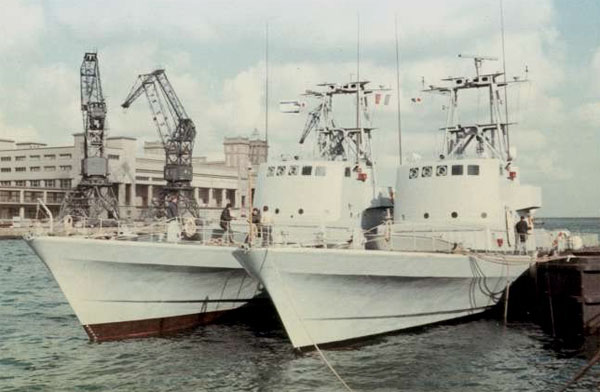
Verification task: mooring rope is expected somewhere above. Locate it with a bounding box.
[557,347,600,392]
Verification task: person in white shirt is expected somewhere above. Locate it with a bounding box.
[261,205,273,246]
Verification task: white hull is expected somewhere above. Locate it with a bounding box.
[234,247,531,349]
[27,236,260,340]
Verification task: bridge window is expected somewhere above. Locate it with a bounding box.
[288,165,299,176]
[467,165,480,175]
[315,166,326,176]
[421,166,432,177]
[266,166,275,177]
[276,166,286,176]
[451,165,463,175]
[409,167,419,179]
[302,166,312,176]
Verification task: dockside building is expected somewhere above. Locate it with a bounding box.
[0,134,268,221]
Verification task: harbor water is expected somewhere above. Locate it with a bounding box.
[1,218,599,391]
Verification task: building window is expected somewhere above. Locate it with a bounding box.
[0,181,10,186]
[30,155,40,161]
[135,176,149,181]
[15,167,26,172]
[422,166,432,177]
[1,168,10,173]
[108,154,119,160]
[152,177,163,182]
[44,154,56,160]
[266,166,275,177]
[59,165,72,171]
[345,167,351,177]
[30,166,40,172]
[44,166,56,172]
[451,165,463,175]
[0,190,20,202]
[60,179,72,189]
[30,180,41,187]
[24,191,43,202]
[301,166,312,176]
[59,153,72,159]
[15,180,25,187]
[467,165,480,175]
[288,165,299,176]
[276,166,286,176]
[15,156,25,161]
[44,180,55,188]
[46,192,64,203]
[0,156,10,162]
[315,166,327,176]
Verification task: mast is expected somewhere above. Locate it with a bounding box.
[394,14,403,166]
[355,13,361,164]
[265,21,270,149]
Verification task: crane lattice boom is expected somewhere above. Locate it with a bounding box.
[122,70,196,189]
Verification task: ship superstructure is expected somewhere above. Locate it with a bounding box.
[390,55,540,252]
[252,81,392,242]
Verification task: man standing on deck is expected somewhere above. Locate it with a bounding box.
[261,205,273,246]
[515,215,530,254]
[220,203,234,244]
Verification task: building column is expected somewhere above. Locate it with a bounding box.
[128,184,136,206]
[43,190,48,203]
[193,187,199,205]
[19,190,24,203]
[118,183,126,206]
[19,206,24,219]
[147,185,153,207]
[208,188,215,207]
[220,188,226,207]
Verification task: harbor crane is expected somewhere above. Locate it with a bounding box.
[121,70,200,218]
[59,52,119,221]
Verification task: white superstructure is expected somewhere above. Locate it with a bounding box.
[235,57,544,349]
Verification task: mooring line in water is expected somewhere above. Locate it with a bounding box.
[557,347,600,392]
[262,248,354,392]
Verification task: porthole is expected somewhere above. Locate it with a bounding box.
[436,165,447,176]
[451,211,458,218]
[409,167,419,179]
[424,213,429,219]
[421,166,432,177]
[481,212,487,219]
[298,208,304,215]
[275,208,280,214]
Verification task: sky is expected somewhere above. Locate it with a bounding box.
[0,0,598,217]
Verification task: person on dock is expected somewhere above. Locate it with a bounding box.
[515,215,530,254]
[220,203,234,244]
[261,205,273,246]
